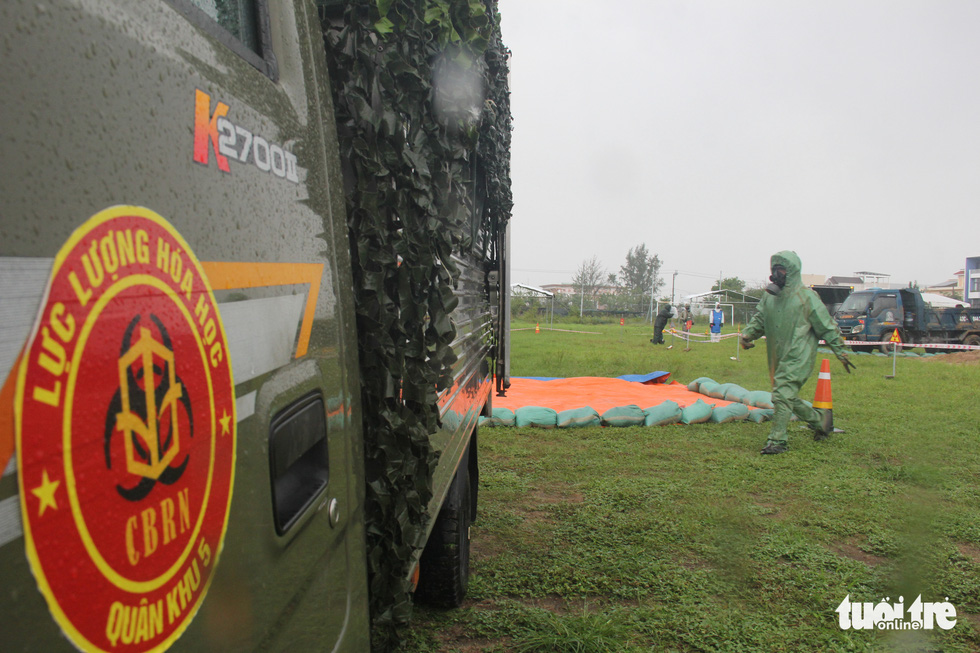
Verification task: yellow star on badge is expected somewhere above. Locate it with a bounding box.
[32,469,61,517]
[219,409,232,436]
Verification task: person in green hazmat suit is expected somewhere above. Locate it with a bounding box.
[740,251,855,454]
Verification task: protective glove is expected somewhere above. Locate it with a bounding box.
[836,352,856,374]
[739,336,754,350]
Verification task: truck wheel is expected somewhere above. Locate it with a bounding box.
[414,461,471,608]
[879,331,903,354]
[964,335,980,348]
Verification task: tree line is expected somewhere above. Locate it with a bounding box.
[513,245,766,321]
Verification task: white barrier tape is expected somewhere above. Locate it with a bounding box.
[511,327,602,335]
[826,339,980,351]
[669,329,736,339]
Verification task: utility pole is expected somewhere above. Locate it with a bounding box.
[648,260,656,322]
[671,270,677,305]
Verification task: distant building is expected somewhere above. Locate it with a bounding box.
[853,271,891,287]
[541,283,618,296]
[923,270,964,297]
[826,275,865,289]
[801,274,826,286]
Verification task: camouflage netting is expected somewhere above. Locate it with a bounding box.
[320,0,511,649]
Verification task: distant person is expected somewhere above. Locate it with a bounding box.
[678,303,693,332]
[709,302,724,342]
[740,251,855,455]
[651,304,672,344]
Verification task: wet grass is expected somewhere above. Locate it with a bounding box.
[400,320,980,652]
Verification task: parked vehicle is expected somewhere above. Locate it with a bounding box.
[0,0,509,650]
[810,284,853,317]
[834,288,980,353]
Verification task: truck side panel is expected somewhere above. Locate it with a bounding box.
[1,0,369,649]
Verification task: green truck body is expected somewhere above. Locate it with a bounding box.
[835,288,980,352]
[0,0,506,650]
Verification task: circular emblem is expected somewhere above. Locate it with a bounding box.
[15,206,236,652]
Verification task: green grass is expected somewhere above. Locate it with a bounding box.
[400,319,980,652]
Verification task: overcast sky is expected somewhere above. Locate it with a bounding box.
[496,0,980,301]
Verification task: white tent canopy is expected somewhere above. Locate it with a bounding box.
[921,292,964,308]
[511,283,553,298]
[511,283,555,327]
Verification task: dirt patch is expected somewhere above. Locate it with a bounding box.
[529,489,584,505]
[431,627,512,653]
[865,452,904,467]
[830,538,888,566]
[678,556,714,571]
[957,542,980,564]
[961,613,980,633]
[471,532,509,560]
[748,493,781,518]
[925,350,980,365]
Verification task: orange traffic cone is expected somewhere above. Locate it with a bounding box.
[535,323,540,334]
[813,359,834,433]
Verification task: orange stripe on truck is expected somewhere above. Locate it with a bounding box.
[202,261,323,358]
[0,352,22,477]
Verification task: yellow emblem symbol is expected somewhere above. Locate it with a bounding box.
[115,326,184,481]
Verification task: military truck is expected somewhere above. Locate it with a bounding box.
[809,284,853,317]
[0,0,509,650]
[835,287,980,353]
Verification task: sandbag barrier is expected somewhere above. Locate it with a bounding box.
[480,377,775,429]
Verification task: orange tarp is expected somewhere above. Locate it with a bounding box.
[495,377,735,414]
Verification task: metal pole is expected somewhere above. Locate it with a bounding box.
[648,263,656,323]
[886,342,897,378]
[671,270,677,305]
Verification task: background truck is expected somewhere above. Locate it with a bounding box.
[0,0,510,651]
[834,287,980,353]
[810,284,853,317]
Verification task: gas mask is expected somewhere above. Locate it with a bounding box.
[766,265,787,295]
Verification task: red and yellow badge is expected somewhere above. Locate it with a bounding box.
[15,206,236,652]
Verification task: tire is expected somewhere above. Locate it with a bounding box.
[850,344,873,353]
[879,330,903,354]
[964,335,980,348]
[414,460,471,608]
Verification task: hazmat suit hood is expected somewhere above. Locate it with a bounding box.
[770,251,802,291]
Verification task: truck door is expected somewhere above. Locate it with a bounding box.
[899,289,920,331]
[0,0,367,650]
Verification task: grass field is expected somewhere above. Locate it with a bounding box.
[401,320,980,652]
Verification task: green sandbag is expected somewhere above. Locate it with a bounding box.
[747,408,774,423]
[708,403,750,423]
[557,406,600,428]
[491,407,516,426]
[515,406,558,428]
[701,381,729,399]
[723,384,750,403]
[687,376,715,392]
[698,380,722,398]
[643,400,682,427]
[601,404,646,427]
[679,399,714,425]
[746,390,774,409]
